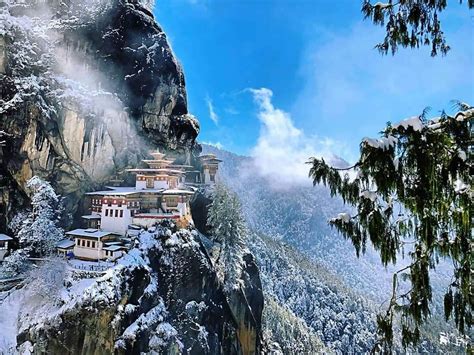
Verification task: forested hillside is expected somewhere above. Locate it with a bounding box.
[203,144,469,353]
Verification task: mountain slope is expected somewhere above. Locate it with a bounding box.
[202,144,395,301]
[203,144,467,353]
[251,231,377,353]
[0,223,264,354]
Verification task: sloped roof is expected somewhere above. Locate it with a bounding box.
[103,245,123,251]
[56,239,75,249]
[66,229,120,239]
[0,234,13,241]
[81,214,101,220]
[162,189,195,195]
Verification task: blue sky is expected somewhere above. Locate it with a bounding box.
[155,1,473,162]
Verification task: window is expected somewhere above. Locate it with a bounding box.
[87,240,90,248]
[81,240,86,247]
[76,239,80,245]
[105,209,109,217]
[91,241,96,248]
[119,210,123,217]
[115,210,119,217]
[146,178,154,188]
[210,174,215,182]
[166,197,178,208]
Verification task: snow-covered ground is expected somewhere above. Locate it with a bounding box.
[68,259,114,272]
[0,259,104,354]
[0,288,24,353]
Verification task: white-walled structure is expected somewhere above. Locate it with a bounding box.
[199,154,222,185]
[56,239,75,257]
[0,234,12,261]
[58,150,222,260]
[67,229,122,261]
[84,150,208,235]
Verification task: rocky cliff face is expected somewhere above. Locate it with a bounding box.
[0,4,265,354]
[15,224,263,355]
[0,0,199,222]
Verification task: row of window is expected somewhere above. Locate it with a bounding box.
[92,199,139,207]
[76,239,97,248]
[105,209,124,218]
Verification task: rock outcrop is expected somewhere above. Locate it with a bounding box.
[0,0,199,224]
[16,223,263,354]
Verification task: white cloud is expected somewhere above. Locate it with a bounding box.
[202,141,224,149]
[205,95,219,125]
[248,88,346,189]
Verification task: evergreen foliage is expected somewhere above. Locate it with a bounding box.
[262,296,326,354]
[251,231,379,353]
[361,0,473,56]
[9,176,64,257]
[0,249,29,278]
[207,184,247,291]
[308,105,473,350]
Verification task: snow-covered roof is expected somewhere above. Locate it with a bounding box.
[85,187,140,196]
[162,189,195,195]
[103,245,123,251]
[66,229,120,239]
[104,241,123,246]
[128,224,142,230]
[136,189,167,193]
[142,159,174,164]
[126,168,185,174]
[56,239,75,249]
[199,154,222,163]
[0,234,13,241]
[81,214,101,220]
[86,186,167,195]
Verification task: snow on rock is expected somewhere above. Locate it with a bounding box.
[119,301,166,343]
[148,322,182,352]
[0,288,25,353]
[9,223,263,354]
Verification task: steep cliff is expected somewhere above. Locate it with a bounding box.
[12,223,263,354]
[0,0,199,222]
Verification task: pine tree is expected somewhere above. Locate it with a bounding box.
[12,176,64,257]
[207,184,247,292]
[361,0,473,56]
[308,104,472,350]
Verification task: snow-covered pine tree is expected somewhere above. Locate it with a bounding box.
[12,176,64,257]
[0,249,29,278]
[207,184,247,292]
[361,0,473,56]
[308,104,472,350]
